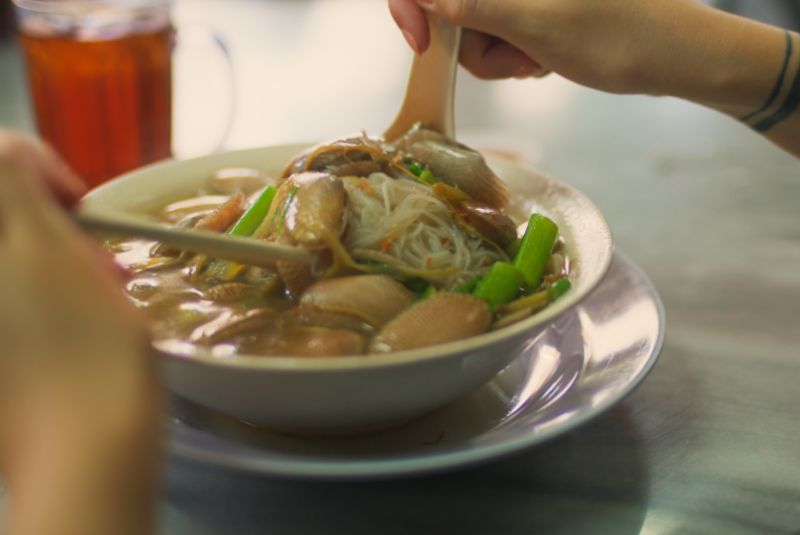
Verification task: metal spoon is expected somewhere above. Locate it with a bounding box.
[383,15,462,141]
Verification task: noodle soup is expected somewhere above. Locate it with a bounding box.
[109,126,571,357]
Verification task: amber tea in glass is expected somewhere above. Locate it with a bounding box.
[14,1,174,188]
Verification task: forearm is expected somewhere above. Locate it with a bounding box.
[6,379,163,535]
[654,3,800,156]
[10,443,162,535]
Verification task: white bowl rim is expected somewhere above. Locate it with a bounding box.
[88,144,614,373]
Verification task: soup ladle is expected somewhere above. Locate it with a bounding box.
[383,15,462,141]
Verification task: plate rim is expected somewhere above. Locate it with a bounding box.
[169,250,665,479]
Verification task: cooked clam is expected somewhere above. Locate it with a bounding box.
[277,259,317,298]
[252,171,345,248]
[281,134,387,178]
[370,293,491,353]
[454,201,518,247]
[279,327,365,357]
[194,192,246,233]
[393,125,509,209]
[190,308,276,344]
[284,172,346,250]
[298,274,415,331]
[203,282,256,302]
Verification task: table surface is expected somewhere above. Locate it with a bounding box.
[1,1,799,534]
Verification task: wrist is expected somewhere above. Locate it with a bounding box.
[655,4,789,113]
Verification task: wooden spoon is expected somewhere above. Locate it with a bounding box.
[383,15,462,141]
[76,210,314,266]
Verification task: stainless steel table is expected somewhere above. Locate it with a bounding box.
[1,1,798,533]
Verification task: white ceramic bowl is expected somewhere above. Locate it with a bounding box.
[81,144,613,433]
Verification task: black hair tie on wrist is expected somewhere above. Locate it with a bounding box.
[740,31,800,133]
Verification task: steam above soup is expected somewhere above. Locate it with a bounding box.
[108,125,571,357]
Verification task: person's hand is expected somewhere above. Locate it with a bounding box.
[0,130,161,535]
[389,0,800,157]
[390,0,707,91]
[388,0,787,103]
[0,130,87,205]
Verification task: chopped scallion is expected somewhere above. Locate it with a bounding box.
[473,261,524,309]
[228,185,277,237]
[548,278,571,299]
[513,213,559,290]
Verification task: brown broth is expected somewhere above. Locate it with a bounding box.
[112,189,569,358]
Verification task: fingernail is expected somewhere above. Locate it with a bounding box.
[513,64,538,79]
[401,29,420,54]
[415,0,435,10]
[61,163,88,197]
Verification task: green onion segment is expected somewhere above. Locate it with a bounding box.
[513,213,559,289]
[229,185,277,237]
[473,261,524,309]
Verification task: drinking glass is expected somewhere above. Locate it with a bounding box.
[13,0,232,188]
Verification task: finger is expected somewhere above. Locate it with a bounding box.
[389,0,430,53]
[459,30,542,80]
[0,132,85,250]
[414,0,527,38]
[34,142,87,207]
[0,140,49,225]
[0,130,86,208]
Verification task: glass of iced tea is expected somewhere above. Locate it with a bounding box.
[13,0,229,188]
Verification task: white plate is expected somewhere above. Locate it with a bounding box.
[169,251,664,479]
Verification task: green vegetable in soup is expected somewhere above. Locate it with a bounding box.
[406,160,423,177]
[228,185,277,237]
[419,285,437,300]
[498,277,572,316]
[455,276,481,294]
[513,213,558,290]
[548,277,571,299]
[418,168,437,186]
[473,261,524,309]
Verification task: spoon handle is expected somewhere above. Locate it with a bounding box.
[384,16,462,141]
[76,211,314,267]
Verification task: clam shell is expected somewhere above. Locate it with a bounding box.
[454,201,518,247]
[370,293,490,353]
[299,274,415,329]
[281,134,382,178]
[281,327,366,357]
[203,282,255,302]
[190,308,276,344]
[285,172,345,249]
[406,139,509,210]
[194,193,246,233]
[277,260,316,298]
